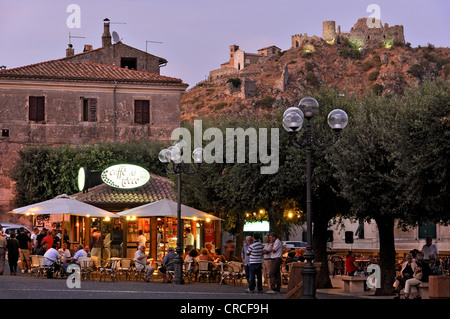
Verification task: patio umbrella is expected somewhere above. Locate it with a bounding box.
[117,198,221,221]
[10,194,118,218]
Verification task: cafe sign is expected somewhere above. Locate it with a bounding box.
[101,164,150,189]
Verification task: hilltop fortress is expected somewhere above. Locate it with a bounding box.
[293,17,405,50]
[209,17,405,80]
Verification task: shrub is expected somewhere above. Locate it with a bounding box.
[306,73,320,86]
[305,61,314,71]
[214,102,228,110]
[255,96,276,108]
[408,64,424,78]
[368,70,380,81]
[226,78,241,88]
[372,83,383,95]
[443,64,450,77]
[362,60,374,71]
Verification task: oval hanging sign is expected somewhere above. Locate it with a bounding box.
[101,164,150,189]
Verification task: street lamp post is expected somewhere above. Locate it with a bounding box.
[159,140,203,284]
[282,97,348,299]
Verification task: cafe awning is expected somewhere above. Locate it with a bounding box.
[10,194,118,218]
[117,198,222,221]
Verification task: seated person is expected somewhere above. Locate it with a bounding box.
[184,249,199,280]
[284,251,297,271]
[393,254,417,298]
[212,248,227,263]
[158,247,177,283]
[36,241,48,256]
[134,245,155,282]
[58,243,71,262]
[198,248,213,261]
[63,244,87,273]
[403,259,430,299]
[43,244,62,278]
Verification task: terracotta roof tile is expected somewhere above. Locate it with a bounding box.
[72,174,175,210]
[0,60,187,87]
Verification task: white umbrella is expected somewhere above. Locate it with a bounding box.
[117,198,221,221]
[10,194,118,218]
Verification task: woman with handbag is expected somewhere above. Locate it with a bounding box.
[393,254,417,299]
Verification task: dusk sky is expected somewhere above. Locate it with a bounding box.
[1,0,448,88]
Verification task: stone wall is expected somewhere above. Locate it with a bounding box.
[0,80,183,219]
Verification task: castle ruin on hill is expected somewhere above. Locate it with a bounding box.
[292,17,405,50]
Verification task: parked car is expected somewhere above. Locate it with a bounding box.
[0,223,32,239]
[282,241,307,250]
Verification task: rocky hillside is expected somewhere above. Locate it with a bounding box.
[181,39,450,122]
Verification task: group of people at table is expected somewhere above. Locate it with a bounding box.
[344,236,442,298]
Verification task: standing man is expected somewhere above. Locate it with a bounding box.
[30,227,39,254]
[421,237,439,261]
[137,230,147,250]
[0,231,7,275]
[267,232,282,294]
[184,228,195,252]
[246,233,264,293]
[41,229,54,251]
[262,234,272,288]
[241,236,253,287]
[17,227,32,273]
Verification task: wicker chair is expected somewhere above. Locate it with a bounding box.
[98,258,120,282]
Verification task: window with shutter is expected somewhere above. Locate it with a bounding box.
[82,98,97,122]
[29,96,45,122]
[134,100,150,124]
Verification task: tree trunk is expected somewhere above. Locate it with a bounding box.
[374,216,396,296]
[313,211,333,289]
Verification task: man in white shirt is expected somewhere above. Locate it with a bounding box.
[30,227,39,254]
[262,235,272,288]
[135,245,155,282]
[421,237,439,260]
[267,232,283,294]
[184,228,195,252]
[63,244,87,274]
[136,230,147,250]
[43,244,62,278]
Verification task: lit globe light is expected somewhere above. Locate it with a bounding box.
[327,109,349,131]
[283,106,304,119]
[283,111,304,132]
[173,139,187,155]
[167,146,183,163]
[298,97,319,119]
[158,149,170,163]
[192,147,204,163]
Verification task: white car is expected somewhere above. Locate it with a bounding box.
[282,241,307,250]
[0,223,32,239]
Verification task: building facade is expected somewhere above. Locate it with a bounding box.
[0,19,187,221]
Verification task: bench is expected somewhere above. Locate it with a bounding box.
[409,282,429,299]
[340,275,368,293]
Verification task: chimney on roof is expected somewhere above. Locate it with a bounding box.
[102,18,112,47]
[66,44,75,57]
[83,44,93,52]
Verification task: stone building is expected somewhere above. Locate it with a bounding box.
[209,44,280,80]
[291,17,405,49]
[0,19,188,221]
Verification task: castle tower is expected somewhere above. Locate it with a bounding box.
[322,20,336,42]
[229,44,239,66]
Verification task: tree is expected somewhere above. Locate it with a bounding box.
[9,139,168,207]
[329,81,450,295]
[329,93,404,295]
